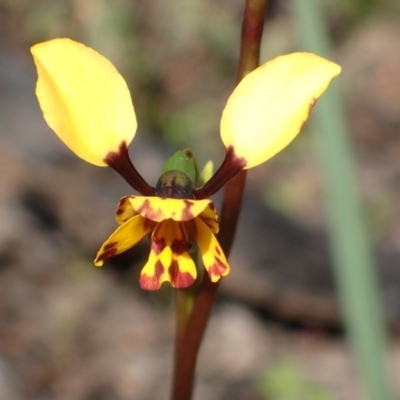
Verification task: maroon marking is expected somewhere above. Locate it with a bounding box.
[201,216,219,231]
[299,96,319,132]
[116,196,130,215]
[208,257,228,277]
[139,260,165,290]
[96,241,118,263]
[104,141,155,196]
[298,119,306,133]
[169,260,195,289]
[155,260,165,277]
[135,198,150,214]
[194,146,246,199]
[299,97,318,132]
[198,203,219,231]
[144,218,157,232]
[181,199,196,221]
[139,275,160,290]
[208,203,216,212]
[309,96,318,113]
[215,246,222,256]
[151,232,166,256]
[170,239,190,256]
[136,199,164,221]
[169,259,179,279]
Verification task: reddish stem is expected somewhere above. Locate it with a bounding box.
[170,1,269,400]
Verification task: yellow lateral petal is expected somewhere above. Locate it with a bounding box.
[192,218,230,282]
[31,38,137,166]
[129,196,213,222]
[115,196,137,225]
[220,53,341,169]
[94,215,155,266]
[198,202,219,234]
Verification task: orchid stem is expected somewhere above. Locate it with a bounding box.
[170,1,268,399]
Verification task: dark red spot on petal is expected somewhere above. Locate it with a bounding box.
[170,239,190,255]
[116,197,129,215]
[309,96,318,112]
[139,275,160,290]
[299,120,306,132]
[151,235,166,255]
[181,199,195,220]
[208,257,228,278]
[151,224,169,255]
[139,261,165,291]
[136,199,164,221]
[169,224,190,255]
[96,241,118,263]
[155,260,165,278]
[169,260,195,289]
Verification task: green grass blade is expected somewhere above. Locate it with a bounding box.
[291,1,393,399]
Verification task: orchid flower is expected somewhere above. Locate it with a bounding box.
[31,38,340,290]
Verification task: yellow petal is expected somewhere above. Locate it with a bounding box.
[94,215,155,266]
[220,53,341,169]
[192,218,230,282]
[115,196,137,225]
[128,196,213,222]
[31,38,137,166]
[198,203,219,234]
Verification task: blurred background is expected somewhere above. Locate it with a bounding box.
[0,0,400,399]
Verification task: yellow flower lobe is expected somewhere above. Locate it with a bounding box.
[220,52,341,169]
[31,38,137,166]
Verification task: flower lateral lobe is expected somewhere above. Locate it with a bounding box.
[189,218,230,282]
[31,38,137,167]
[220,52,341,169]
[115,196,136,224]
[94,214,156,266]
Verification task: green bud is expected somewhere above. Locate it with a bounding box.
[161,148,199,185]
[198,160,214,186]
